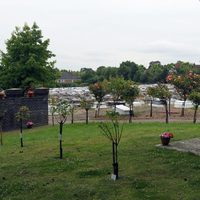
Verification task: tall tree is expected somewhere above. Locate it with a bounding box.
[0,22,58,89]
[147,84,171,124]
[118,61,139,81]
[145,62,164,83]
[80,68,97,84]
[174,61,194,75]
[167,71,200,116]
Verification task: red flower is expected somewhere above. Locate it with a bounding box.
[160,132,174,138]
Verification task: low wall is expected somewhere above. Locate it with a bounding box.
[0,88,49,131]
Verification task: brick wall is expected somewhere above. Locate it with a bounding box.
[0,88,49,132]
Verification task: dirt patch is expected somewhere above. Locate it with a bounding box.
[49,105,198,124]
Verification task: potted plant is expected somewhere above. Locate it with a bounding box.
[26,121,34,128]
[27,89,34,97]
[0,90,6,99]
[160,132,174,146]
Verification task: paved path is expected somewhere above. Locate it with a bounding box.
[157,138,200,156]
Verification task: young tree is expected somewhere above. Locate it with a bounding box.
[0,22,58,89]
[89,82,106,117]
[147,84,171,123]
[99,111,123,180]
[49,96,58,126]
[122,81,140,123]
[55,99,71,159]
[69,101,78,124]
[70,102,75,124]
[147,86,157,117]
[0,110,6,145]
[80,97,94,124]
[167,71,200,116]
[16,106,30,147]
[105,77,127,111]
[189,91,200,124]
[80,68,97,84]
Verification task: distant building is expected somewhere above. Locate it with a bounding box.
[58,71,81,84]
[194,64,200,70]
[149,61,161,67]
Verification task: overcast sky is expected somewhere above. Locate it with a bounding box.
[0,0,200,70]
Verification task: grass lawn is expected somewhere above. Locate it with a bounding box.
[1,122,200,200]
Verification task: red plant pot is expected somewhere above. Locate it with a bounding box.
[160,136,170,146]
[27,124,33,129]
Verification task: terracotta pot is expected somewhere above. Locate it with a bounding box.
[160,136,170,145]
[27,125,33,129]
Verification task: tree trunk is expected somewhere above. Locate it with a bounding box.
[114,100,117,112]
[150,100,153,117]
[168,98,171,116]
[95,104,98,118]
[59,122,63,159]
[164,101,169,124]
[129,104,133,123]
[86,109,89,124]
[71,107,74,124]
[52,113,54,126]
[112,142,118,179]
[95,102,100,118]
[181,97,186,117]
[20,118,23,147]
[0,125,3,145]
[97,102,101,117]
[181,104,185,117]
[193,105,198,124]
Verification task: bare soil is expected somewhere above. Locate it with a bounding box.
[49,105,199,124]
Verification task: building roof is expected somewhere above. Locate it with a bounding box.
[60,71,80,80]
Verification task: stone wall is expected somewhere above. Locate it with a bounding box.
[0,88,49,132]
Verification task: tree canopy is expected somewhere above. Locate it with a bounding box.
[0,22,58,89]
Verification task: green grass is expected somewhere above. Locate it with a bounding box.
[1,122,200,200]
